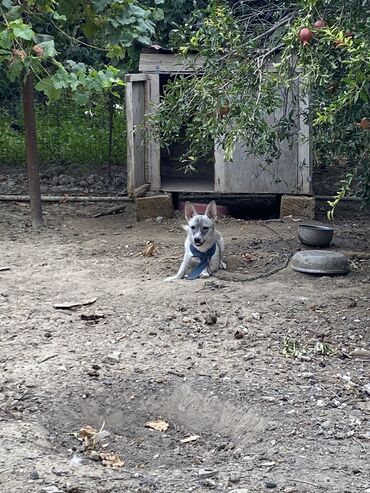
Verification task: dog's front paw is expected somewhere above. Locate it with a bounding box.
[199,270,210,279]
[220,261,227,270]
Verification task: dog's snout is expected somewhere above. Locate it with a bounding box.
[194,237,202,245]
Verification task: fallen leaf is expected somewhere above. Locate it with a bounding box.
[180,435,200,443]
[142,243,156,256]
[80,425,97,439]
[100,451,125,468]
[145,419,169,432]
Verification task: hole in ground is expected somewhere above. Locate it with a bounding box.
[38,379,264,469]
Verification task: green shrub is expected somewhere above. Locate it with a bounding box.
[0,95,126,169]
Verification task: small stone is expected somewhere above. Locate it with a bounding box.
[198,469,218,479]
[41,487,61,493]
[234,330,244,340]
[205,313,217,325]
[29,470,39,480]
[156,216,163,223]
[301,372,314,379]
[44,332,52,338]
[362,383,370,395]
[243,351,256,361]
[352,348,370,359]
[316,399,325,407]
[251,312,261,320]
[232,448,242,458]
[87,368,99,377]
[104,351,121,364]
[265,481,277,489]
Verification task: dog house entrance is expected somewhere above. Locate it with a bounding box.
[159,75,214,192]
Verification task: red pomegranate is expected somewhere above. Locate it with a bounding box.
[313,19,327,29]
[32,45,44,57]
[299,27,313,46]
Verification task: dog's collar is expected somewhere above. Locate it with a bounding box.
[187,243,217,280]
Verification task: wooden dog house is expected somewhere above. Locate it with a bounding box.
[125,49,312,197]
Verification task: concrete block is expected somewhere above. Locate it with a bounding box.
[280,195,315,220]
[136,194,174,221]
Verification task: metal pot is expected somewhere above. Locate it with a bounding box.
[291,250,350,275]
[298,224,334,247]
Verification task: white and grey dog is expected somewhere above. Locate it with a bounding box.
[166,200,226,280]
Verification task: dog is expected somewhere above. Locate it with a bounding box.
[166,200,226,280]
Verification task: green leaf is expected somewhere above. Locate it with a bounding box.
[82,19,98,38]
[10,20,34,40]
[36,40,57,58]
[7,58,23,81]
[52,12,67,21]
[35,79,62,101]
[154,0,165,4]
[1,0,12,9]
[152,8,164,21]
[74,91,90,105]
[0,30,11,49]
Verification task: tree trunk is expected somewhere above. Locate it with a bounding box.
[21,73,43,227]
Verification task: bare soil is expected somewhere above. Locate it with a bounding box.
[0,201,369,493]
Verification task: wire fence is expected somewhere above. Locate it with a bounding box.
[0,88,127,195]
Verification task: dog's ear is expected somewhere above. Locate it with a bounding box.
[185,201,197,221]
[205,200,217,219]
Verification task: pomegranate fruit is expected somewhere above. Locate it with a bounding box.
[32,45,44,57]
[299,27,313,46]
[313,19,327,29]
[12,48,26,60]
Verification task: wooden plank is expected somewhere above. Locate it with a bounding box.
[297,79,312,195]
[126,79,147,196]
[219,85,303,194]
[146,74,161,190]
[139,53,205,74]
[161,177,214,193]
[125,74,149,82]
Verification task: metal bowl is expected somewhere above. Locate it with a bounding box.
[298,224,334,247]
[291,250,350,275]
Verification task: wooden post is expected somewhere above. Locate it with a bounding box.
[21,72,43,227]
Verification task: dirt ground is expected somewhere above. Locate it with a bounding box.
[0,200,369,493]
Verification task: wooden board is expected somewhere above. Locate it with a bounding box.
[139,53,205,74]
[161,177,214,193]
[215,81,312,195]
[126,78,147,195]
[146,74,161,190]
